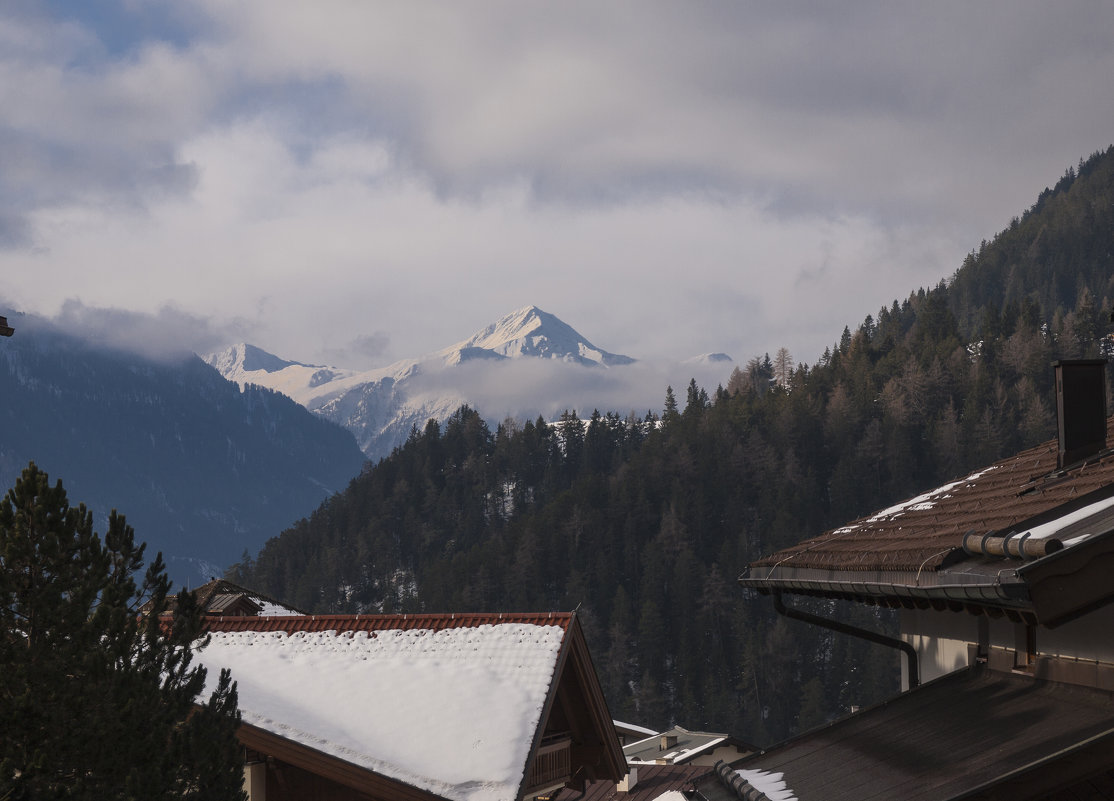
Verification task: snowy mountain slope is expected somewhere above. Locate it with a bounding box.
[204,306,637,459]
[206,343,420,411]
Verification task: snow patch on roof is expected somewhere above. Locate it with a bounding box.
[613,719,657,737]
[1019,494,1114,545]
[196,623,565,801]
[735,769,797,801]
[675,737,725,761]
[832,465,1002,535]
[254,600,303,616]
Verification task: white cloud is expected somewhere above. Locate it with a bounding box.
[3,0,1114,383]
[7,115,955,367]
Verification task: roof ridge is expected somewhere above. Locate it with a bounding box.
[203,611,574,634]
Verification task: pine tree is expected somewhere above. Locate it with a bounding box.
[662,386,680,427]
[0,463,246,800]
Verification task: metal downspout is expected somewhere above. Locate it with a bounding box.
[772,590,919,689]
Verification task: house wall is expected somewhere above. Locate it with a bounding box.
[1038,604,1114,663]
[899,609,976,689]
[244,763,266,800]
[901,604,1114,690]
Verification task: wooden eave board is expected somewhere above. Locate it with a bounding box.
[237,722,447,801]
[526,615,626,793]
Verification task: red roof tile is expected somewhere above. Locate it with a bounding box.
[203,612,574,635]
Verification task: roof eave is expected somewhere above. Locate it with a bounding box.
[739,565,1034,618]
[742,526,1114,625]
[517,614,627,800]
[1016,526,1114,627]
[236,721,449,801]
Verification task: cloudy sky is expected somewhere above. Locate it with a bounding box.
[3,1,1114,374]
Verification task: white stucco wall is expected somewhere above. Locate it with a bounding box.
[1038,604,1114,662]
[899,609,976,689]
[900,603,1114,690]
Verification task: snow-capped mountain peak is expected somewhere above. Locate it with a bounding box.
[205,306,637,459]
[208,343,313,376]
[437,305,634,367]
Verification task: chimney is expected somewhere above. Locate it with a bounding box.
[1054,359,1108,468]
[660,734,678,751]
[617,768,638,792]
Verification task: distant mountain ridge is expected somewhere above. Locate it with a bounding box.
[205,305,640,459]
[0,315,368,589]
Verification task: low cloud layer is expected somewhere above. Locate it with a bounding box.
[406,356,735,426]
[26,300,248,363]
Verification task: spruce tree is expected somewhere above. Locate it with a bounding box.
[0,463,246,800]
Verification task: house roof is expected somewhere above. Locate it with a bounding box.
[692,663,1114,801]
[549,764,711,801]
[624,726,756,766]
[195,612,624,801]
[740,416,1114,626]
[155,577,306,616]
[613,720,658,745]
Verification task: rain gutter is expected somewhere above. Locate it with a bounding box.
[741,564,1033,608]
[772,589,920,688]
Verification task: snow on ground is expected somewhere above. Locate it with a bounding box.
[195,623,565,801]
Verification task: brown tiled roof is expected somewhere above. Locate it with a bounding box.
[203,611,574,635]
[749,416,1114,574]
[693,663,1114,801]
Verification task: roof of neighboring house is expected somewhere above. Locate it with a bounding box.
[613,720,658,746]
[153,578,306,617]
[549,764,710,801]
[740,415,1114,626]
[693,663,1114,801]
[624,726,757,766]
[194,612,625,801]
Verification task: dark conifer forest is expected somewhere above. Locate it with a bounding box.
[231,145,1114,745]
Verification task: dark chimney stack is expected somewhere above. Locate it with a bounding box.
[1054,359,1107,468]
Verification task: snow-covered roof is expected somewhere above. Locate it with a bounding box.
[194,613,586,801]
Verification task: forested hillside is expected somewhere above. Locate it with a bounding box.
[232,145,1114,745]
